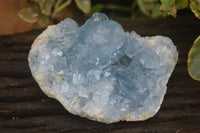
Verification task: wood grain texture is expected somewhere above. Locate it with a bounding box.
[0,15,200,133]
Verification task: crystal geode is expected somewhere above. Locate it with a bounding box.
[28,13,178,124]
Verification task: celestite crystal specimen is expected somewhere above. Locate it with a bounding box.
[28,13,178,124]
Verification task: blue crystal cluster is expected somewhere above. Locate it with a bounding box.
[29,13,178,123]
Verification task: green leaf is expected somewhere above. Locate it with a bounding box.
[18,8,38,23]
[190,0,200,19]
[39,0,55,16]
[54,0,72,13]
[160,0,175,5]
[160,3,177,17]
[137,0,163,18]
[87,4,104,18]
[188,36,200,81]
[29,0,41,4]
[131,1,145,18]
[75,0,91,14]
[39,15,49,27]
[175,0,188,10]
[54,0,64,8]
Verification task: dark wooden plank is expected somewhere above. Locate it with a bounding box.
[0,115,103,133]
[0,29,42,45]
[0,61,31,78]
[0,14,200,133]
[0,77,33,88]
[0,85,45,102]
[0,52,27,61]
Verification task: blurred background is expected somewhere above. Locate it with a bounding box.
[0,0,199,35]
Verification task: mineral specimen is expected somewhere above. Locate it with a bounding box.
[28,13,178,124]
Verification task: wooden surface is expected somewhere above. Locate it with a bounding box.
[0,15,200,133]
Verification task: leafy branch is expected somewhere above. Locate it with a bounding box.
[18,0,200,26]
[18,0,91,27]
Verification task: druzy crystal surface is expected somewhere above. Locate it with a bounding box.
[28,13,178,123]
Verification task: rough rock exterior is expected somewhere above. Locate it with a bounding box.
[28,13,178,124]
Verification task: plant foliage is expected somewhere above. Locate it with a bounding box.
[18,0,200,26]
[18,0,92,27]
[188,36,200,81]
